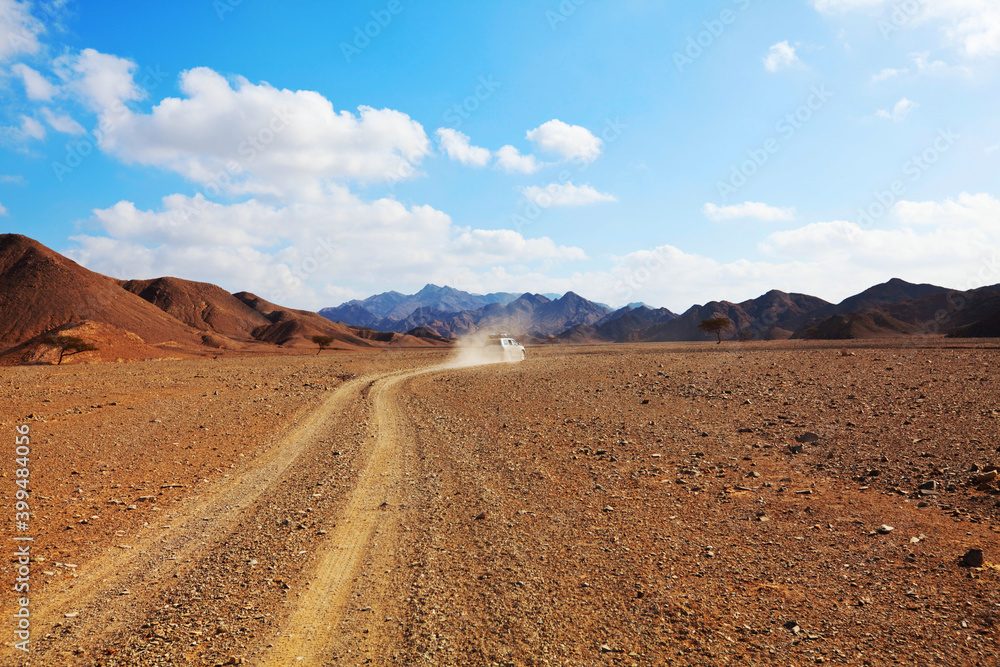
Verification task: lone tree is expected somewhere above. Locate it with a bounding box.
[698,317,733,344]
[41,335,98,365]
[311,335,336,355]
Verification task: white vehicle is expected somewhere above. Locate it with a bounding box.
[484,334,526,362]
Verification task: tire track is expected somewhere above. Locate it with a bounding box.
[29,372,391,659]
[261,366,437,666]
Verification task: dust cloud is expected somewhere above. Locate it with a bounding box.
[444,332,523,369]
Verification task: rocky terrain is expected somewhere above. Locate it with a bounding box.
[2,340,1000,666]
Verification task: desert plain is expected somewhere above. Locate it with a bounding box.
[2,340,1000,666]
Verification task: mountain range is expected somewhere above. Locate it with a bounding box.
[321,278,1000,343]
[2,233,999,366]
[0,234,446,365]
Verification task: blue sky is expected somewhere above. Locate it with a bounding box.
[1,0,998,311]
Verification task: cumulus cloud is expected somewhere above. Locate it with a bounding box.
[495,145,544,174]
[876,97,918,122]
[594,191,1000,310]
[755,194,1000,292]
[11,63,57,100]
[893,192,1000,226]
[4,114,45,141]
[910,51,971,77]
[436,128,491,167]
[0,201,7,215]
[0,0,44,61]
[449,228,587,262]
[763,41,802,72]
[526,119,603,164]
[96,67,431,200]
[871,67,906,83]
[41,107,85,134]
[53,48,146,112]
[521,182,617,208]
[68,187,586,309]
[813,0,1000,58]
[702,201,796,222]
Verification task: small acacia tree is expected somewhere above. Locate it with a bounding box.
[311,335,336,355]
[41,335,98,365]
[698,317,733,344]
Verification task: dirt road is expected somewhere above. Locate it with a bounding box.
[5,342,1000,666]
[262,367,435,665]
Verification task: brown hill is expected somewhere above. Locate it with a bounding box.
[0,320,185,366]
[233,292,377,349]
[121,277,272,341]
[950,310,1000,338]
[796,311,918,339]
[0,234,204,351]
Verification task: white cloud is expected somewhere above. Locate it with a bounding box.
[449,228,587,262]
[522,182,617,208]
[436,128,491,167]
[17,114,44,140]
[592,191,1000,310]
[763,41,802,72]
[812,0,884,12]
[702,202,796,222]
[893,192,1000,226]
[0,174,26,185]
[876,97,918,122]
[910,51,971,77]
[68,187,586,309]
[755,193,1000,292]
[495,145,544,174]
[526,119,603,164]
[41,107,85,134]
[0,201,7,216]
[11,63,57,100]
[0,0,44,61]
[96,67,431,200]
[813,0,1000,58]
[871,67,907,83]
[53,48,146,112]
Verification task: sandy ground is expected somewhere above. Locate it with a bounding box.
[2,341,999,666]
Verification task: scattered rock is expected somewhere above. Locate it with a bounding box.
[877,525,894,535]
[961,548,985,568]
[972,470,998,485]
[796,432,820,444]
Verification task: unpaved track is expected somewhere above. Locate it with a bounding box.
[262,366,435,665]
[26,369,401,663]
[23,360,446,666]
